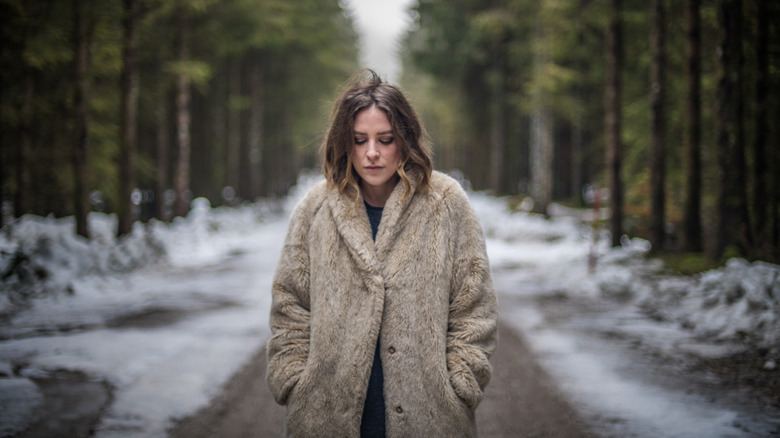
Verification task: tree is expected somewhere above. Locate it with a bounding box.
[153,48,171,221]
[751,0,770,258]
[16,64,33,218]
[117,0,139,236]
[72,0,91,238]
[715,0,750,258]
[649,0,666,251]
[529,22,553,216]
[1,1,37,221]
[471,9,511,193]
[530,103,553,216]
[605,0,624,247]
[681,0,702,252]
[246,52,264,200]
[225,57,242,200]
[172,4,191,218]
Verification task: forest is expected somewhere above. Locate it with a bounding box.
[1,0,359,234]
[1,0,779,265]
[402,0,780,264]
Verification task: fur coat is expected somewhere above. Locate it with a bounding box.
[266,171,498,437]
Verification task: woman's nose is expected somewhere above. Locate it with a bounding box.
[367,142,380,159]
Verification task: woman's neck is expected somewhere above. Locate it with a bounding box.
[360,175,399,208]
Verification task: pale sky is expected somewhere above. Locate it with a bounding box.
[343,0,417,83]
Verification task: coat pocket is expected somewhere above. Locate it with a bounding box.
[284,364,314,432]
[447,355,484,411]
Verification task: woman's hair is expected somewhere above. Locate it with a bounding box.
[321,69,433,202]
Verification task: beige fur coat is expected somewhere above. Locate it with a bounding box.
[266,171,498,437]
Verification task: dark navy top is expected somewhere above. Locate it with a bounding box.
[360,201,386,437]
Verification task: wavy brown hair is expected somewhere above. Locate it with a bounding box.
[321,69,433,202]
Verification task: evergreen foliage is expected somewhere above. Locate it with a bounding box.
[1,0,778,263]
[0,0,359,228]
[402,0,780,262]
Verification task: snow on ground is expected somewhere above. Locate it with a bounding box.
[472,190,780,437]
[471,188,780,351]
[1,172,778,437]
[0,173,320,438]
[0,211,286,437]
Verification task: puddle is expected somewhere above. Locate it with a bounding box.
[11,370,111,438]
[1,301,239,342]
[107,301,237,330]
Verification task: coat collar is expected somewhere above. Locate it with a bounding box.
[326,171,421,279]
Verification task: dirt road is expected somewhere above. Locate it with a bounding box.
[168,323,592,437]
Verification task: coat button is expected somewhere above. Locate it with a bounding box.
[388,346,396,354]
[395,406,403,414]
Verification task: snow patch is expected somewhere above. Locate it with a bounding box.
[473,188,780,348]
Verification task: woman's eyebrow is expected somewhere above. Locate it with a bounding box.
[353,130,393,135]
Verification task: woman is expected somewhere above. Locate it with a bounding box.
[267,69,498,437]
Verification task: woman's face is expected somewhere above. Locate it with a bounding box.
[351,106,402,196]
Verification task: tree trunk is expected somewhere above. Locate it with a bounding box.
[210,70,228,204]
[751,0,769,258]
[72,0,90,238]
[0,141,4,227]
[117,0,139,236]
[714,0,749,258]
[530,105,553,216]
[489,65,505,194]
[173,6,191,218]
[649,0,666,252]
[571,121,584,206]
[605,0,624,247]
[247,53,264,200]
[16,68,34,218]
[155,83,170,221]
[774,117,780,261]
[731,1,749,251]
[682,0,703,252]
[530,28,552,216]
[226,57,242,200]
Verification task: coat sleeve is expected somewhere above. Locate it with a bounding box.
[445,186,499,411]
[266,199,315,406]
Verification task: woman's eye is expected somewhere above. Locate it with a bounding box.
[355,138,367,145]
[380,138,394,145]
